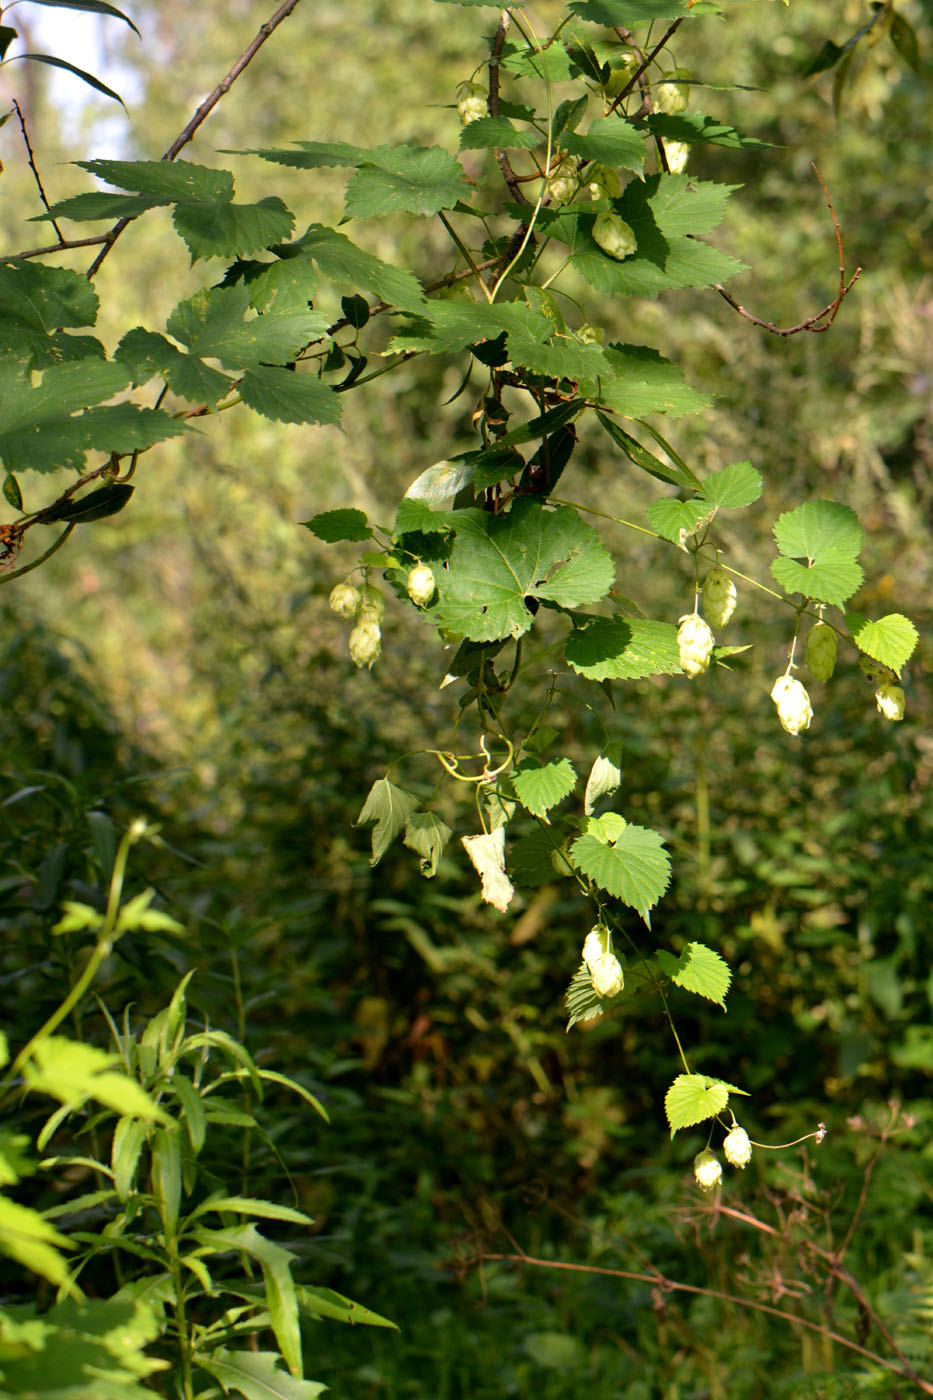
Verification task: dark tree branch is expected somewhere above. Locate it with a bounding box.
[13,99,65,243]
[716,166,861,335]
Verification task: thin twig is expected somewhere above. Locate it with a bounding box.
[85,0,305,279]
[13,99,65,243]
[488,11,527,207]
[606,19,685,118]
[715,165,861,335]
[13,234,111,261]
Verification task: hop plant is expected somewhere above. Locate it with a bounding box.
[723,1125,753,1168]
[406,563,436,607]
[701,567,737,628]
[662,139,689,174]
[357,584,386,625]
[587,163,623,200]
[875,681,905,721]
[329,581,360,619]
[547,162,577,205]
[457,81,487,126]
[655,69,690,114]
[591,952,624,999]
[678,613,714,677]
[805,622,837,682]
[771,675,813,736]
[582,925,608,970]
[693,1148,722,1192]
[348,620,381,670]
[593,213,636,261]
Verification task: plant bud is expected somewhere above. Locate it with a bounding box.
[582,926,608,971]
[678,613,714,677]
[348,621,381,670]
[701,568,737,629]
[655,69,690,115]
[587,163,623,200]
[358,585,386,623]
[771,675,813,736]
[547,162,577,205]
[805,622,837,682]
[662,139,689,174]
[593,213,637,260]
[406,563,436,607]
[590,952,624,999]
[875,682,905,721]
[693,1148,722,1192]
[457,82,487,126]
[723,1125,752,1168]
[329,582,360,619]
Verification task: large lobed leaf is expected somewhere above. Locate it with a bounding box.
[565,617,682,681]
[432,499,614,641]
[656,943,732,1008]
[570,824,671,922]
[665,1073,748,1138]
[771,499,864,605]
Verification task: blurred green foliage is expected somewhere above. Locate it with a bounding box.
[0,0,930,1394]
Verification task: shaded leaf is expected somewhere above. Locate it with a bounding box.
[18,52,126,105]
[356,779,420,865]
[240,368,341,426]
[173,196,295,262]
[597,412,701,488]
[403,812,453,877]
[459,117,540,151]
[565,617,682,681]
[198,1349,326,1400]
[561,116,645,172]
[345,145,471,218]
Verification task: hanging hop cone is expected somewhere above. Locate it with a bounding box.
[771,675,813,736]
[701,567,737,629]
[582,926,608,971]
[457,81,487,126]
[805,622,837,682]
[678,613,714,677]
[329,582,360,620]
[593,213,637,260]
[723,1126,753,1169]
[875,682,905,721]
[662,139,689,174]
[655,69,690,115]
[591,952,624,999]
[693,1149,722,1192]
[348,621,381,670]
[406,564,436,608]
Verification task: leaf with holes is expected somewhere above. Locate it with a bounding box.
[433,499,613,642]
[565,617,682,681]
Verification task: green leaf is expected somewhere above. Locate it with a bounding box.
[235,256,319,315]
[302,508,371,542]
[394,497,455,535]
[356,778,421,865]
[564,617,682,681]
[699,460,762,509]
[664,1073,747,1138]
[192,1195,314,1226]
[565,962,605,1030]
[644,112,770,150]
[510,829,561,887]
[0,355,129,473]
[3,472,23,510]
[404,456,476,503]
[845,612,918,678]
[771,500,864,605]
[403,812,453,877]
[584,742,623,815]
[597,413,701,488]
[459,116,540,151]
[561,116,645,172]
[193,1225,302,1378]
[285,224,425,312]
[111,1115,149,1202]
[27,0,141,35]
[582,812,627,844]
[597,344,710,418]
[19,52,127,105]
[803,38,843,77]
[656,943,731,1008]
[511,757,577,818]
[198,1348,326,1400]
[240,139,371,168]
[296,1284,397,1329]
[150,1127,183,1237]
[433,499,614,642]
[0,1196,72,1286]
[344,145,471,218]
[24,1037,170,1121]
[173,195,295,262]
[570,0,693,22]
[646,498,712,543]
[570,825,671,921]
[0,1294,166,1397]
[0,260,99,332]
[388,299,551,357]
[890,12,920,71]
[115,327,233,403]
[77,157,234,203]
[165,286,324,370]
[240,368,341,426]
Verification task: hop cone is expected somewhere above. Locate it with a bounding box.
[805,623,837,682]
[771,675,813,736]
[693,1149,722,1192]
[678,613,714,677]
[702,568,737,628]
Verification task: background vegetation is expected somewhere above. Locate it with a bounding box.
[0,0,929,1395]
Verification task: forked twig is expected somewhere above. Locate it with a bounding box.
[13,99,65,243]
[715,165,861,335]
[85,0,304,278]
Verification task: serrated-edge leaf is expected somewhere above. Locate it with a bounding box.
[302,507,371,543]
[565,962,605,1030]
[355,778,420,865]
[844,612,918,677]
[511,757,577,818]
[699,460,762,509]
[664,1072,747,1138]
[657,942,731,1008]
[570,825,670,920]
